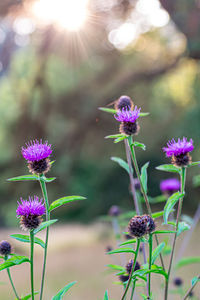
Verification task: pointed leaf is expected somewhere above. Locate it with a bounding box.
[106,264,125,271]
[99,107,116,114]
[152,242,165,264]
[20,292,39,300]
[156,164,181,174]
[140,112,150,117]
[119,239,136,246]
[10,234,45,248]
[152,211,164,218]
[34,219,58,234]
[175,257,200,269]
[0,255,30,271]
[191,276,200,286]
[107,248,136,255]
[7,175,39,182]
[104,290,109,300]
[111,157,131,174]
[132,141,146,151]
[114,136,127,143]
[49,196,86,212]
[140,162,149,194]
[105,134,125,139]
[163,192,184,224]
[44,177,56,183]
[177,221,190,236]
[188,161,200,167]
[52,281,77,300]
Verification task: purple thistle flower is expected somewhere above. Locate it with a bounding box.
[16,196,45,217]
[114,106,141,123]
[160,178,180,194]
[22,139,52,162]
[163,137,194,158]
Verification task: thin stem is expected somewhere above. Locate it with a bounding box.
[39,176,50,300]
[127,136,165,271]
[30,229,35,300]
[148,234,153,299]
[121,239,141,300]
[164,167,186,300]
[4,256,20,299]
[130,281,136,300]
[182,275,200,300]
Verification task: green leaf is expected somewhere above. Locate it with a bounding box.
[33,219,58,234]
[163,192,184,224]
[153,230,176,235]
[99,107,116,114]
[175,257,200,269]
[44,177,56,183]
[111,156,131,174]
[177,221,190,236]
[140,162,149,194]
[105,134,125,139]
[156,164,181,174]
[119,239,136,246]
[0,255,30,271]
[149,195,166,204]
[49,196,86,212]
[132,141,146,151]
[114,136,127,143]
[152,211,164,219]
[104,290,109,300]
[106,264,125,271]
[143,267,168,279]
[20,292,39,300]
[107,248,136,255]
[152,242,165,264]
[193,175,200,187]
[7,175,39,182]
[191,276,200,286]
[140,112,150,117]
[10,234,45,248]
[188,161,200,167]
[52,281,77,300]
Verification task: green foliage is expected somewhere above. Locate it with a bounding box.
[156,164,181,174]
[111,157,131,174]
[140,162,149,194]
[52,281,77,300]
[175,257,200,269]
[10,234,45,248]
[107,248,136,255]
[33,219,58,234]
[49,196,86,212]
[18,292,39,300]
[151,242,165,264]
[103,290,109,300]
[0,255,30,271]
[177,221,190,236]
[163,192,184,224]
[132,141,146,151]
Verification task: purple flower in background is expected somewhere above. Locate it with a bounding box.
[114,106,141,123]
[109,205,121,217]
[163,137,194,167]
[22,139,52,162]
[160,178,180,196]
[17,196,45,230]
[22,139,52,174]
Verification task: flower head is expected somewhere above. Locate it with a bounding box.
[17,196,45,231]
[109,205,121,217]
[0,240,12,255]
[163,137,194,158]
[114,106,141,123]
[114,95,134,111]
[160,178,180,195]
[22,139,52,162]
[128,215,147,238]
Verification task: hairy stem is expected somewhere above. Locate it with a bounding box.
[30,229,35,300]
[4,256,20,299]
[127,136,165,271]
[121,239,141,300]
[164,167,186,300]
[39,176,50,300]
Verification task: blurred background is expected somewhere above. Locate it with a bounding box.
[0,1,200,299]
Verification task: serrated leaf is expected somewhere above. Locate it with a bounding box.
[132,141,146,151]
[104,290,109,300]
[119,239,136,246]
[7,175,39,182]
[107,248,136,255]
[99,107,116,114]
[140,162,149,194]
[163,192,184,224]
[0,255,30,271]
[33,219,58,234]
[152,242,165,264]
[156,164,181,174]
[106,264,125,271]
[177,221,190,236]
[175,257,200,269]
[49,196,86,212]
[10,234,45,248]
[52,281,77,300]
[111,157,131,174]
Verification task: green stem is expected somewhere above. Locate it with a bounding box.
[164,167,186,300]
[127,136,165,271]
[39,176,50,300]
[121,239,141,300]
[4,256,20,299]
[148,233,153,299]
[130,281,136,300]
[30,229,35,300]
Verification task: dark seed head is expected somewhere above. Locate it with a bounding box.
[28,158,51,175]
[173,277,183,286]
[0,240,12,255]
[142,215,156,234]
[20,215,42,231]
[106,246,113,253]
[171,153,191,167]
[119,274,129,283]
[134,178,141,190]
[126,260,140,274]
[120,121,140,136]
[109,205,121,217]
[128,215,147,238]
[115,95,134,111]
